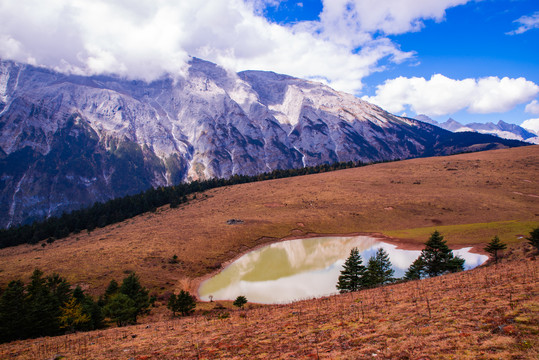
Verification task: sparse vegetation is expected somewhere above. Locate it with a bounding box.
[1,253,536,359]
[0,146,537,358]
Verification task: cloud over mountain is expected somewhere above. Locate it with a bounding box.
[363,74,539,116]
[0,0,474,94]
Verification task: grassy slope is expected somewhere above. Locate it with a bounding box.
[1,250,537,359]
[0,146,538,359]
[0,146,537,296]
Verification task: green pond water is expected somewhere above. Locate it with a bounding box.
[198,235,487,304]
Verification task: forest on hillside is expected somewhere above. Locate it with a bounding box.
[0,160,369,249]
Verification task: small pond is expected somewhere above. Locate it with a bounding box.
[198,235,487,304]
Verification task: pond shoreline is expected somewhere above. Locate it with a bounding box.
[190,230,488,301]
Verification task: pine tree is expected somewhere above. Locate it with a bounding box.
[484,235,507,264]
[46,273,72,332]
[73,286,104,330]
[119,273,150,322]
[421,231,464,277]
[404,257,424,280]
[58,297,91,332]
[365,248,395,287]
[168,290,196,316]
[233,295,247,309]
[99,279,119,307]
[26,269,58,337]
[0,280,29,343]
[336,247,366,293]
[103,293,137,326]
[527,227,539,251]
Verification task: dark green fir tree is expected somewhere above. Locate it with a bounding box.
[484,235,507,264]
[336,247,366,293]
[421,231,464,277]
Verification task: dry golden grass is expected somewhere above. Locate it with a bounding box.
[1,248,537,359]
[0,146,537,296]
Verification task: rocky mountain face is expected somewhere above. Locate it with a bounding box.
[0,58,527,228]
[416,115,539,144]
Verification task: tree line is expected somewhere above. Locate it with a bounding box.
[336,229,538,293]
[338,227,538,294]
[0,270,151,343]
[1,160,377,249]
[0,267,247,344]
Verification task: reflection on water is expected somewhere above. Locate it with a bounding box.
[198,236,487,304]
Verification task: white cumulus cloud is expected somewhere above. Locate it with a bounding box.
[521,118,539,134]
[507,11,539,35]
[363,74,539,116]
[0,0,471,94]
[318,0,470,42]
[525,100,539,115]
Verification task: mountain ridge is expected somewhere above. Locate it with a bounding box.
[0,58,528,228]
[415,114,539,144]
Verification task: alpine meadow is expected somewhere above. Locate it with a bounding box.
[1,0,539,358]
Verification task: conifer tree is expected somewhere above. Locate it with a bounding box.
[484,235,507,264]
[404,257,424,280]
[0,280,28,343]
[527,227,539,251]
[26,269,57,337]
[73,286,104,330]
[119,273,150,322]
[336,247,366,293]
[167,290,196,316]
[104,279,119,299]
[58,297,91,332]
[233,295,247,309]
[365,248,395,287]
[421,231,464,277]
[103,293,137,326]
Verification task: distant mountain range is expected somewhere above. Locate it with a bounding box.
[0,58,528,228]
[415,115,539,144]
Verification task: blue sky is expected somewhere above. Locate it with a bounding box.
[1,0,538,127]
[260,0,539,125]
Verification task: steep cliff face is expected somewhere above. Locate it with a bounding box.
[0,58,525,227]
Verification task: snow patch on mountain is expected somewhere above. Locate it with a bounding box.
[415,115,539,144]
[0,58,528,228]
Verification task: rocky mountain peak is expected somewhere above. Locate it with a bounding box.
[0,58,527,228]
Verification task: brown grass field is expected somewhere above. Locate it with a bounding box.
[0,145,537,296]
[0,145,538,358]
[1,247,537,359]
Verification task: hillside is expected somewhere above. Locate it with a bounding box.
[1,250,537,359]
[0,58,526,228]
[0,146,537,296]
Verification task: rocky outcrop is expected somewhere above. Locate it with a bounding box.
[0,58,527,227]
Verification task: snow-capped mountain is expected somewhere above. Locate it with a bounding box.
[0,58,527,228]
[416,115,539,144]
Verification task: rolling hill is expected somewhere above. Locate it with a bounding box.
[0,145,537,359]
[0,145,536,295]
